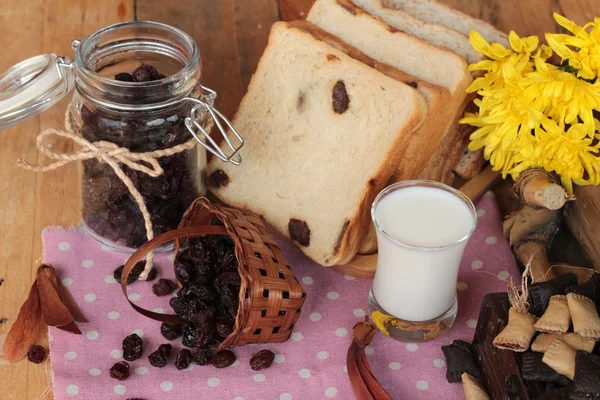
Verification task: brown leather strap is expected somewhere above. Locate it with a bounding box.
[347,319,393,400]
[121,225,228,322]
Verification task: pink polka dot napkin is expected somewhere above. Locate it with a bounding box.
[43,193,519,400]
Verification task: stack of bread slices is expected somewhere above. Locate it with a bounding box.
[208,0,508,266]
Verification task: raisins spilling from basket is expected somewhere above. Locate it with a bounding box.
[82,63,199,249]
[160,219,240,366]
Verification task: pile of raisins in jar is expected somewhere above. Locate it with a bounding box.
[81,63,200,248]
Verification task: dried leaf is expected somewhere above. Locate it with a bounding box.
[36,267,74,327]
[43,265,88,323]
[3,281,43,363]
[279,0,315,21]
[55,321,82,335]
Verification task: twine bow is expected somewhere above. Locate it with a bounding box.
[18,105,211,279]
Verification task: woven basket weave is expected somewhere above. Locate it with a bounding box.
[121,198,305,349]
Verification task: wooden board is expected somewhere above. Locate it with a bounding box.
[1,0,599,398]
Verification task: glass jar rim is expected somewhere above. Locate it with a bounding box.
[371,180,478,252]
[74,20,200,89]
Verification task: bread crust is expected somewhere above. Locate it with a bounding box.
[209,21,427,266]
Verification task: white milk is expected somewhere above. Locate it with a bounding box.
[372,185,476,322]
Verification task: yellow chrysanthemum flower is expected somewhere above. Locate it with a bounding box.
[467,30,539,93]
[520,57,600,134]
[530,124,600,194]
[546,13,600,80]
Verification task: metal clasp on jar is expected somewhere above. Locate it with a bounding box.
[184,85,244,165]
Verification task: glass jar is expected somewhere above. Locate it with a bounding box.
[0,21,243,252]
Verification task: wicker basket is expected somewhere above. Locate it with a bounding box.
[121,198,306,349]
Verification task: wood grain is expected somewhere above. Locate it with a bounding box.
[1,0,599,398]
[0,2,133,399]
[137,0,245,120]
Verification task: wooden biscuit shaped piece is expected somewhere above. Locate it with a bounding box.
[542,339,577,380]
[461,373,490,400]
[493,307,537,352]
[531,332,596,353]
[534,295,571,334]
[567,293,600,340]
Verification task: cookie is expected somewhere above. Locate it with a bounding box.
[441,340,480,383]
[534,295,571,334]
[461,373,489,400]
[493,307,537,352]
[528,273,578,317]
[532,333,596,353]
[522,351,571,384]
[567,274,600,307]
[567,293,600,340]
[542,339,577,380]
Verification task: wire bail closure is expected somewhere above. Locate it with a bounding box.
[184,85,244,165]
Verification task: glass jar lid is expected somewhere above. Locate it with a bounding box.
[0,54,73,130]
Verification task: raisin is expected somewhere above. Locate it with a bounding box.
[332,80,350,114]
[0,278,5,286]
[211,350,236,368]
[145,267,158,281]
[27,345,46,364]
[114,262,146,284]
[182,323,200,348]
[122,333,143,361]
[250,349,275,371]
[141,64,159,80]
[193,308,216,328]
[208,170,230,188]
[0,318,7,325]
[110,361,130,380]
[160,322,182,340]
[148,344,172,367]
[152,279,177,296]
[216,319,234,338]
[407,81,418,89]
[194,348,213,366]
[175,349,192,370]
[132,66,152,82]
[114,72,134,82]
[288,219,310,246]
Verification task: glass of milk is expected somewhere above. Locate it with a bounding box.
[368,180,477,342]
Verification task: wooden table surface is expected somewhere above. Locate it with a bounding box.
[0,0,598,398]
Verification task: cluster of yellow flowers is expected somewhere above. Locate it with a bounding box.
[461,13,600,194]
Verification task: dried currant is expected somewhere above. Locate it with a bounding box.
[114,261,147,284]
[250,349,275,371]
[132,66,152,82]
[110,361,130,380]
[175,349,192,370]
[122,333,143,361]
[114,72,134,82]
[288,219,310,247]
[332,80,350,114]
[181,323,200,348]
[194,348,213,366]
[211,350,236,368]
[141,64,159,80]
[148,344,172,368]
[208,170,230,188]
[145,267,158,281]
[27,345,46,364]
[152,279,177,296]
[216,319,234,338]
[160,322,182,341]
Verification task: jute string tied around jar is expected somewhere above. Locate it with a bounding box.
[17,104,212,279]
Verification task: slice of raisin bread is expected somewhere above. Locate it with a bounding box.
[381,0,509,47]
[351,0,483,64]
[207,21,427,266]
[291,20,452,188]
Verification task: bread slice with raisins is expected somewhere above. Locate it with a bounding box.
[207,21,427,266]
[380,0,509,47]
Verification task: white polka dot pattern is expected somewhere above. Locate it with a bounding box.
[114,384,126,395]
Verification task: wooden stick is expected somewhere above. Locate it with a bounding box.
[513,168,570,210]
[459,165,502,201]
